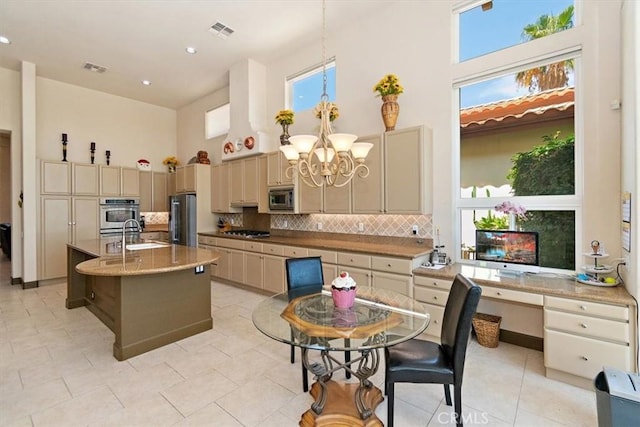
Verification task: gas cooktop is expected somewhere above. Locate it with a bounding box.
[222,229,270,238]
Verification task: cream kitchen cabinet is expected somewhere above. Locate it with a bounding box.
[100,166,139,196]
[39,196,100,280]
[230,157,259,206]
[121,168,140,196]
[263,254,286,294]
[324,183,351,214]
[258,155,269,213]
[413,276,453,339]
[384,125,432,214]
[267,151,294,187]
[72,163,99,196]
[308,248,338,286]
[351,134,384,214]
[40,160,71,194]
[139,171,168,212]
[197,236,218,278]
[544,295,633,385]
[244,251,264,289]
[297,181,323,213]
[211,163,240,213]
[176,164,197,193]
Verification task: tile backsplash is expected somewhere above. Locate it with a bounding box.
[140,212,169,224]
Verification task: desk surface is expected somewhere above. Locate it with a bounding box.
[252,287,429,351]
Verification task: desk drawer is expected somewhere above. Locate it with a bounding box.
[545,296,628,320]
[482,285,543,306]
[423,304,444,338]
[244,241,263,253]
[263,244,284,256]
[371,256,411,275]
[284,246,308,258]
[413,276,453,291]
[217,238,245,250]
[308,248,337,264]
[544,329,631,379]
[545,309,629,343]
[337,252,371,269]
[414,287,449,307]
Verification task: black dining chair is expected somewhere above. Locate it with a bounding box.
[384,273,482,427]
[285,257,350,392]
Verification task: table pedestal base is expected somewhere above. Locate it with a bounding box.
[300,381,383,427]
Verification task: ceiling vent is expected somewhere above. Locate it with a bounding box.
[209,22,234,39]
[83,62,107,73]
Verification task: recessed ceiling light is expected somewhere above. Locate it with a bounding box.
[141,80,151,86]
[0,36,11,44]
[185,46,197,54]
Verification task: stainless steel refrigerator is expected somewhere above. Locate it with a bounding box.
[169,194,197,246]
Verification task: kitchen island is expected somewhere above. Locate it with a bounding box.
[66,238,220,360]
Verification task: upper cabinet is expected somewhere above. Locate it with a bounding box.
[40,160,71,194]
[99,166,139,196]
[211,163,240,213]
[230,157,259,206]
[384,125,432,214]
[121,167,139,196]
[139,171,153,211]
[139,171,168,212]
[71,163,99,196]
[352,134,384,214]
[267,151,294,187]
[176,165,197,193]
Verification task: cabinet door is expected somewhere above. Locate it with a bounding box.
[324,184,351,213]
[263,255,285,293]
[267,152,281,186]
[41,161,71,194]
[175,167,185,193]
[121,168,140,196]
[352,134,384,213]
[279,152,294,186]
[152,172,168,211]
[321,263,338,287]
[243,157,259,204]
[40,196,71,279]
[72,163,99,196]
[139,171,153,211]
[211,164,222,212]
[167,172,177,196]
[230,160,244,204]
[371,272,412,296]
[258,156,269,213]
[244,252,263,289]
[338,266,370,288]
[297,179,323,213]
[384,126,430,214]
[183,165,197,193]
[72,197,100,242]
[229,249,245,283]
[100,166,121,196]
[215,248,231,280]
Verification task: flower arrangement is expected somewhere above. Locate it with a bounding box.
[162,156,179,166]
[373,74,404,97]
[495,201,527,219]
[274,109,295,126]
[314,101,339,122]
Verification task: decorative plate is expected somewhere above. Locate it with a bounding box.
[137,159,151,171]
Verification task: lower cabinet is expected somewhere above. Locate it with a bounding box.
[264,255,285,293]
[413,276,452,339]
[216,248,231,280]
[245,251,264,289]
[229,249,245,284]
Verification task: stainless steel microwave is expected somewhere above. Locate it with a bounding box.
[268,188,294,211]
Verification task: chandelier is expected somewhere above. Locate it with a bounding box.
[279,0,373,188]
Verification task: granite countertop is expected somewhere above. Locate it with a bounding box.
[198,230,432,259]
[414,263,636,306]
[69,238,219,276]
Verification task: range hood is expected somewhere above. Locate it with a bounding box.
[222,58,270,161]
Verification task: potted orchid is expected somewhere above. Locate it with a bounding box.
[495,201,527,230]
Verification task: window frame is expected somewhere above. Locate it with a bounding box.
[286,57,336,112]
[452,1,583,273]
[205,103,230,140]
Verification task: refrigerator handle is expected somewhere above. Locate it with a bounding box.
[170,199,180,244]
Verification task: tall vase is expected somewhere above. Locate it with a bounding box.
[280,123,290,145]
[381,95,400,131]
[508,213,517,231]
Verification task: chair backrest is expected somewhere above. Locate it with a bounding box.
[440,274,482,384]
[285,257,324,300]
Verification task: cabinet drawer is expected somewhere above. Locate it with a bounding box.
[413,275,453,291]
[217,238,245,250]
[414,287,449,307]
[141,232,160,240]
[284,246,308,258]
[308,248,337,264]
[482,285,543,306]
[423,304,444,338]
[198,236,216,246]
[337,252,371,269]
[263,244,285,256]
[545,296,628,321]
[545,309,629,343]
[544,329,631,379]
[244,241,263,253]
[371,255,411,275]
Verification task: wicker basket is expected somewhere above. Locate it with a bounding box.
[472,313,502,348]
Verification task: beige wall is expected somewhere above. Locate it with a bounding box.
[0,134,10,223]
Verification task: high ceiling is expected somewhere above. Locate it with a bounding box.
[0,0,390,109]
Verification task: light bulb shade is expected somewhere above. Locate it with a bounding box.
[289,135,318,154]
[350,142,373,159]
[314,147,335,163]
[328,133,357,153]
[279,145,300,161]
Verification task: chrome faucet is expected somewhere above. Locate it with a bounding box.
[121,218,142,251]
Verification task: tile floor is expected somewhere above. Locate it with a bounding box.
[0,258,597,426]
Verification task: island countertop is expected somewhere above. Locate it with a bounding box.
[70,238,219,276]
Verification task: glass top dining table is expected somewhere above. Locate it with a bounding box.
[252,286,430,353]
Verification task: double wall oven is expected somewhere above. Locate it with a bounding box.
[99,198,140,236]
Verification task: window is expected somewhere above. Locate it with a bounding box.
[205,103,230,139]
[454,1,580,272]
[458,0,574,62]
[287,59,336,112]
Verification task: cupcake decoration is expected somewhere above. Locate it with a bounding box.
[331,272,357,309]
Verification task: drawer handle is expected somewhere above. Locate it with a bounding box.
[433,296,438,300]
[580,305,587,311]
[387,263,392,267]
[497,291,502,296]
[580,356,588,361]
[434,320,439,324]
[580,323,588,329]
[433,282,438,287]
[350,258,354,262]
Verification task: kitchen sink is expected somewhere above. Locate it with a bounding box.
[125,242,171,250]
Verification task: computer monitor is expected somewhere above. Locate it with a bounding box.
[475,229,540,275]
